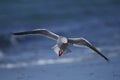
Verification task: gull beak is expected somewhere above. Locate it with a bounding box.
[58,50,63,56]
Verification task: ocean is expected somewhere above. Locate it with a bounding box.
[0,0,120,80]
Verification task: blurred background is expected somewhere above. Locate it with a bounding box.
[0,0,120,80]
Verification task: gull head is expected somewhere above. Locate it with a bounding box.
[61,37,68,44]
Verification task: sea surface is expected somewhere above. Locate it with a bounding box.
[0,0,120,80]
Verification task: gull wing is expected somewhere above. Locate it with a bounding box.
[13,29,59,40]
[68,38,109,61]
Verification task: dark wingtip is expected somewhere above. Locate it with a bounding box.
[104,57,110,62]
[106,59,109,62]
[12,32,18,35]
[12,32,25,35]
[106,58,110,62]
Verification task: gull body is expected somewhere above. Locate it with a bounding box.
[53,36,69,56]
[13,29,109,62]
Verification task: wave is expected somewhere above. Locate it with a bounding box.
[0,56,94,69]
[0,46,120,69]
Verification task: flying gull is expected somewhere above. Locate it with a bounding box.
[13,29,109,61]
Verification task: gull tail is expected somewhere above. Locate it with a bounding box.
[52,45,60,55]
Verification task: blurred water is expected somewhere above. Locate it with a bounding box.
[0,0,120,67]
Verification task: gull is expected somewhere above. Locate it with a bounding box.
[13,29,109,61]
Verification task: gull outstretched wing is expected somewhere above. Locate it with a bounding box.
[68,38,109,61]
[13,29,59,40]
